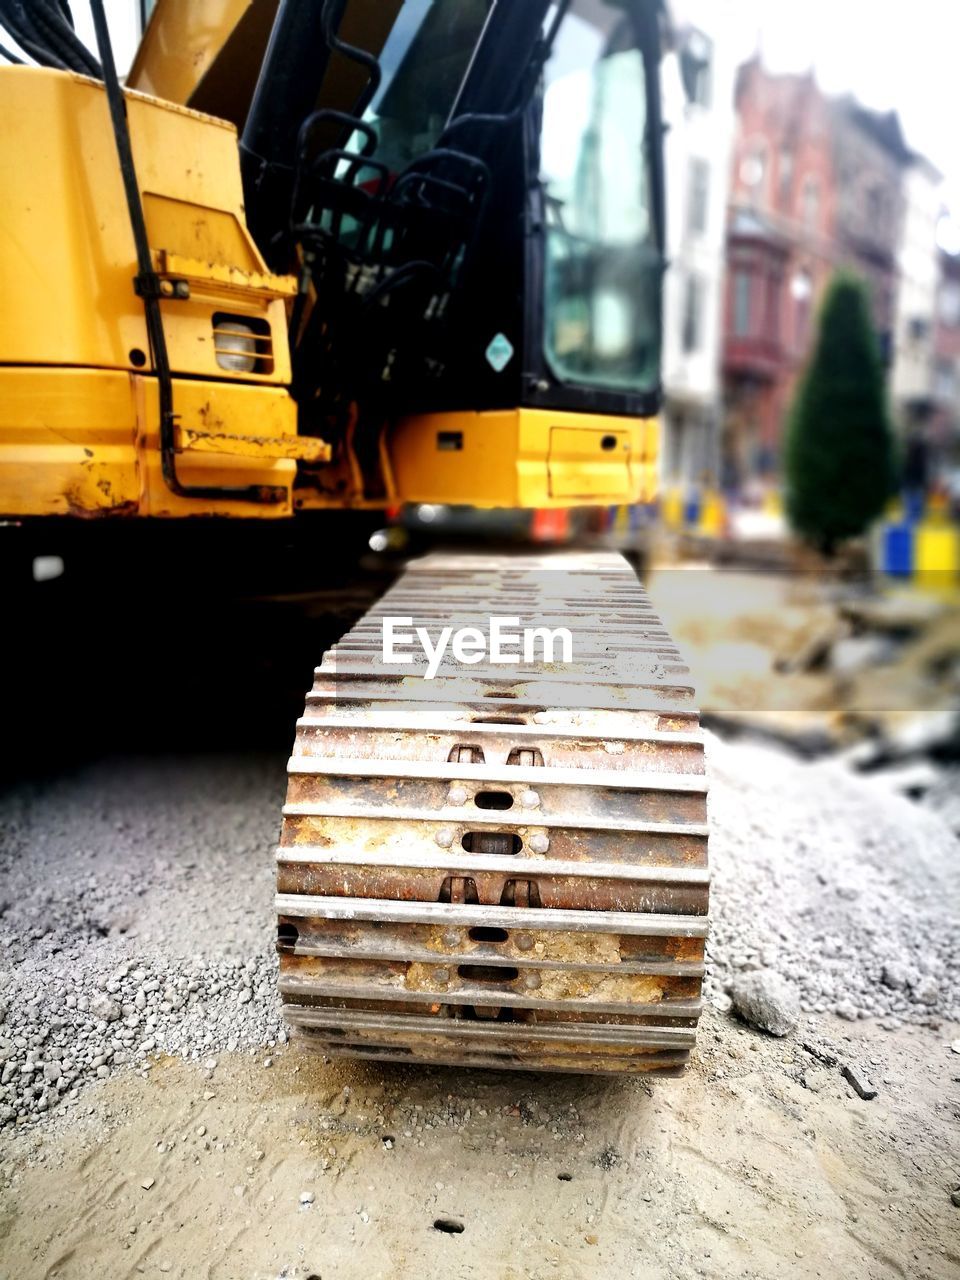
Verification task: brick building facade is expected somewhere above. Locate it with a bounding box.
[721,59,911,489]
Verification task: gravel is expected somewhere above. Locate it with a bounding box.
[726,968,799,1036]
[706,735,960,1028]
[0,733,958,1129]
[0,756,285,1128]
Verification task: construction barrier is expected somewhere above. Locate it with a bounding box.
[879,521,914,577]
[658,487,728,536]
[876,502,960,585]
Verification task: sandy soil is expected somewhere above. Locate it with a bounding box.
[2,564,958,1278]
[1,1010,957,1280]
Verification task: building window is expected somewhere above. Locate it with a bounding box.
[791,269,812,350]
[778,149,794,207]
[935,360,956,401]
[740,145,767,205]
[733,270,752,337]
[802,177,819,230]
[688,158,709,236]
[682,274,705,353]
[766,274,782,341]
[680,29,712,108]
[940,282,960,327]
[867,184,886,235]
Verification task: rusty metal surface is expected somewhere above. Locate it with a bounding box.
[277,551,708,1075]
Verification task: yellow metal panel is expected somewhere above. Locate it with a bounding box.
[0,69,294,383]
[128,0,402,128]
[386,409,655,509]
[0,368,140,517]
[0,367,310,519]
[634,417,661,503]
[547,426,632,499]
[134,376,297,517]
[144,198,264,275]
[387,411,519,507]
[154,250,297,300]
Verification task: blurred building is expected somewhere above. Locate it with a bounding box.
[932,249,960,486]
[891,156,945,443]
[658,4,737,488]
[721,59,913,488]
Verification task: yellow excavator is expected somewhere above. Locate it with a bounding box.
[0,0,708,1075]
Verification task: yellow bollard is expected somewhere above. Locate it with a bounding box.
[699,490,725,538]
[914,513,960,596]
[613,503,631,534]
[661,487,684,529]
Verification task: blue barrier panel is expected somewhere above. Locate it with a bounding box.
[880,523,913,577]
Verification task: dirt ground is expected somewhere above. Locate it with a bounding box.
[2,560,959,1279]
[0,1011,957,1280]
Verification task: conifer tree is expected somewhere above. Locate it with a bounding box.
[785,272,897,553]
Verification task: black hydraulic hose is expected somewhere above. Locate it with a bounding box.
[0,0,69,67]
[2,0,92,73]
[88,0,281,505]
[0,36,24,61]
[27,0,100,75]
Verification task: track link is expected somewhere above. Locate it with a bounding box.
[277,552,708,1075]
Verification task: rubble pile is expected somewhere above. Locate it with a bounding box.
[706,735,960,1029]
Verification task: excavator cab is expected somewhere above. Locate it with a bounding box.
[238,0,666,452]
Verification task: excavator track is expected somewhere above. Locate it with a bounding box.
[277,552,708,1076]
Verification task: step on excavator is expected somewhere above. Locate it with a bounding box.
[0,0,707,1074]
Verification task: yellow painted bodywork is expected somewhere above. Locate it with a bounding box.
[128,0,268,115]
[0,68,325,518]
[0,369,142,517]
[128,0,404,131]
[0,69,291,383]
[384,409,659,509]
[0,367,300,517]
[0,66,661,520]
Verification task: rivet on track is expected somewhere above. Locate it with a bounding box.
[435,968,450,984]
[528,833,549,854]
[442,930,460,947]
[448,786,468,806]
[524,973,541,990]
[435,826,455,848]
[520,790,540,809]
[516,935,534,952]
